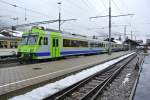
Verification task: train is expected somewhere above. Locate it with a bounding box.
[17,26,129,62]
[0,36,20,49]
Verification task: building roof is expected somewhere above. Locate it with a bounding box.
[124,39,140,46]
[0,36,21,40]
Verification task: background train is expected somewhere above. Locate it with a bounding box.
[0,37,20,48]
[17,26,129,61]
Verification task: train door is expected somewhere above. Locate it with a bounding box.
[50,33,60,58]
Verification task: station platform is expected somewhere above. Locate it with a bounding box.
[0,51,131,98]
[0,49,17,57]
[134,52,150,100]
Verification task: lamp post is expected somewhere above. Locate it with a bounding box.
[108,0,112,55]
[58,2,61,31]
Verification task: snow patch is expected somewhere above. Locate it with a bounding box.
[0,34,4,37]
[9,52,135,100]
[114,39,122,44]
[10,31,23,37]
[122,73,131,85]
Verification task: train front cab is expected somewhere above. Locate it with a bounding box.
[17,29,42,62]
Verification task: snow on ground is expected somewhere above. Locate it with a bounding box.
[9,52,135,100]
[122,73,131,85]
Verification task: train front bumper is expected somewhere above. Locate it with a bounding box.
[17,52,36,60]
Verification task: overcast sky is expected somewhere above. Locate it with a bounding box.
[0,0,150,42]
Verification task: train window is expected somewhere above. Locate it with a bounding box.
[55,39,58,47]
[71,40,78,47]
[99,43,102,47]
[102,43,104,47]
[91,42,99,48]
[53,39,55,47]
[90,42,94,47]
[97,43,100,47]
[21,36,28,45]
[106,44,108,47]
[44,37,48,45]
[105,44,107,47]
[39,37,43,45]
[84,41,88,47]
[63,39,70,47]
[39,37,48,45]
[79,41,88,47]
[63,39,88,47]
[95,43,99,47]
[103,43,105,47]
[28,35,38,45]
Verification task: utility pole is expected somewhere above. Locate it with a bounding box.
[124,26,126,40]
[58,2,61,31]
[108,0,112,55]
[89,1,134,55]
[123,25,126,50]
[131,31,132,40]
[25,8,27,21]
[129,31,132,50]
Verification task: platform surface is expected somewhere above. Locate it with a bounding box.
[134,52,150,100]
[0,51,130,96]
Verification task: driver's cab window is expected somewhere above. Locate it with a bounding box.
[39,37,43,45]
[39,37,48,45]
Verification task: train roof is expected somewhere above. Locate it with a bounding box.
[46,30,110,43]
[32,26,120,44]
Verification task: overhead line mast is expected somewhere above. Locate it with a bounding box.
[58,2,61,31]
[108,0,111,55]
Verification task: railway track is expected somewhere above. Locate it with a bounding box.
[44,53,137,100]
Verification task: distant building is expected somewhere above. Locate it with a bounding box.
[124,39,139,50]
[0,29,23,37]
[146,39,150,45]
[136,40,143,44]
[0,29,22,48]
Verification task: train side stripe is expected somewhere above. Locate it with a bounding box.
[35,49,108,57]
